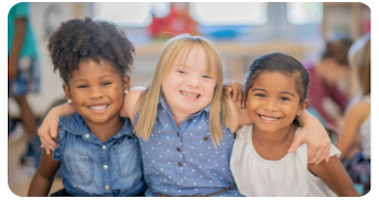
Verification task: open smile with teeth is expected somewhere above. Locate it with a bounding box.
[259,115,279,121]
[89,104,108,110]
[180,91,200,99]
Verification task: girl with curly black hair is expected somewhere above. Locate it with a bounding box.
[28,18,146,196]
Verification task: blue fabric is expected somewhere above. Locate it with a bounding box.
[8,2,39,58]
[53,113,146,196]
[136,96,243,197]
[8,57,41,95]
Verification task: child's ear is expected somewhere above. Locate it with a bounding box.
[62,84,71,103]
[123,75,130,91]
[296,99,309,117]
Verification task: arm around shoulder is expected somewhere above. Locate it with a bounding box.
[226,96,253,133]
[120,87,144,124]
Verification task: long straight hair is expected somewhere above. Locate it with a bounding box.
[349,34,370,96]
[134,34,231,146]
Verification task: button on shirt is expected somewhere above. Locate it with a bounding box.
[53,113,146,196]
[136,96,243,197]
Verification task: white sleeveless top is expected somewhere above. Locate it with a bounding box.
[359,95,370,159]
[230,125,341,197]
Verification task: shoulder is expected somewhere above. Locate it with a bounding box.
[122,87,145,121]
[345,101,370,124]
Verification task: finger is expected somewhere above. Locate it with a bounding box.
[232,86,238,101]
[237,86,243,107]
[288,134,303,153]
[45,148,51,155]
[41,144,51,155]
[51,128,58,139]
[309,147,323,164]
[325,144,331,162]
[241,88,246,108]
[314,147,327,164]
[41,134,57,151]
[40,137,51,152]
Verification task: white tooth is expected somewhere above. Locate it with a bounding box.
[260,116,277,121]
[90,105,107,110]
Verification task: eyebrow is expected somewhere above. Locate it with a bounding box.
[72,75,115,83]
[251,88,296,97]
[172,64,216,74]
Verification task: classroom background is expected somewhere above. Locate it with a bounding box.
[8,2,371,197]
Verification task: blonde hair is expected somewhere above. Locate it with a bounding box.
[349,34,370,95]
[134,34,231,146]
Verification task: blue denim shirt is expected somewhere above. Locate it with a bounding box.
[53,113,146,196]
[136,96,243,197]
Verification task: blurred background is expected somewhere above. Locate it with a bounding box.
[8,2,370,197]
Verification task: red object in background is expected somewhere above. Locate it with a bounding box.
[148,2,198,37]
[363,19,370,33]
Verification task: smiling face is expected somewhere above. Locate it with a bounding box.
[246,71,308,133]
[63,59,129,127]
[161,45,217,119]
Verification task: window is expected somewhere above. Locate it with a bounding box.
[287,2,323,25]
[189,2,267,26]
[93,2,170,27]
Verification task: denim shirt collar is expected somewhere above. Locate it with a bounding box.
[60,113,134,139]
[158,95,210,118]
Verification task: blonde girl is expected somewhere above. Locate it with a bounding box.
[336,34,370,195]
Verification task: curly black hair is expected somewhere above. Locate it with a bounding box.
[48,17,135,84]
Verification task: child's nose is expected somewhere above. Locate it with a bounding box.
[187,75,200,87]
[89,87,104,99]
[263,99,278,111]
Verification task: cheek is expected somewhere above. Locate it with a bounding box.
[246,96,257,113]
[204,83,217,99]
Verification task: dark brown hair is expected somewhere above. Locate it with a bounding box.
[321,37,353,66]
[245,52,310,103]
[48,17,135,84]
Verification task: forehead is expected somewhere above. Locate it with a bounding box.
[253,71,298,92]
[171,45,217,73]
[71,59,119,78]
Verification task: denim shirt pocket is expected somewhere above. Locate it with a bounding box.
[112,136,141,178]
[64,154,94,186]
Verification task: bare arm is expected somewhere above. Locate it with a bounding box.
[38,103,75,154]
[289,109,331,164]
[120,87,144,124]
[9,18,26,81]
[235,106,332,164]
[336,102,369,160]
[27,148,61,196]
[308,156,360,196]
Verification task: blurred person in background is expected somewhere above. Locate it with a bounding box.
[8,2,41,166]
[336,34,370,195]
[305,37,353,131]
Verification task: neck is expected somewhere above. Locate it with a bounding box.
[171,111,189,126]
[84,117,124,143]
[253,124,297,147]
